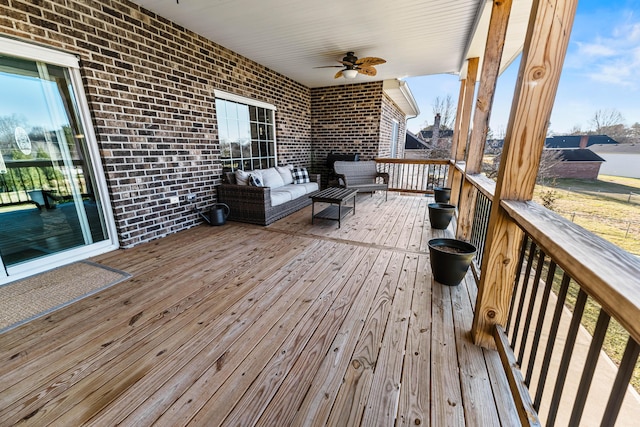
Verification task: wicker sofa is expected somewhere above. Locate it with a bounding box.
[218,166,320,225]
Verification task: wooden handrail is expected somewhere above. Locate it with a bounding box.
[501,200,640,344]
[465,174,496,200]
[375,158,449,165]
[493,325,542,427]
[374,158,449,194]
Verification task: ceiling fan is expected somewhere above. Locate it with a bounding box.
[316,52,386,79]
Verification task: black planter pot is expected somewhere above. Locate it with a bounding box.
[428,203,455,229]
[428,238,477,286]
[434,187,451,203]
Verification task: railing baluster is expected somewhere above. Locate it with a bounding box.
[511,241,537,347]
[517,250,546,366]
[547,288,589,427]
[568,307,611,426]
[525,260,556,385]
[507,235,530,334]
[534,272,571,410]
[600,338,640,426]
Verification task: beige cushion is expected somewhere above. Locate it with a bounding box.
[276,165,294,185]
[270,188,293,206]
[260,168,285,188]
[235,169,251,186]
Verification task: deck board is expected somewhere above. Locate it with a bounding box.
[0,193,520,426]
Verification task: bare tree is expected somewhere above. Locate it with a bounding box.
[432,95,456,130]
[590,108,624,134]
[482,147,562,185]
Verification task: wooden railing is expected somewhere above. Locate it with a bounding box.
[464,174,495,272]
[375,158,449,194]
[458,176,640,425]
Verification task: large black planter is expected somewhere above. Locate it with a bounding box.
[434,187,451,203]
[428,238,477,286]
[428,203,455,229]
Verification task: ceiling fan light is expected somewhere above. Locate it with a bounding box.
[343,69,358,79]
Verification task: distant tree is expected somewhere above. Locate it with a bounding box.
[482,148,562,185]
[569,125,583,135]
[590,108,624,134]
[0,114,26,152]
[432,95,456,130]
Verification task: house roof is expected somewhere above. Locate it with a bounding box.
[556,149,606,162]
[590,143,640,154]
[129,0,533,88]
[405,131,430,150]
[544,135,619,148]
[419,129,455,139]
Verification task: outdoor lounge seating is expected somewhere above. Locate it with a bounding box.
[333,160,389,201]
[218,167,320,225]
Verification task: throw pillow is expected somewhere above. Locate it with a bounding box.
[260,167,285,188]
[292,167,310,184]
[235,169,251,186]
[249,174,264,187]
[276,165,294,185]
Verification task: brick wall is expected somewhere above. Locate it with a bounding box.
[380,93,407,159]
[310,83,408,183]
[548,162,602,179]
[1,0,311,247]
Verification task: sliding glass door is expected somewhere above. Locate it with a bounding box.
[0,39,117,282]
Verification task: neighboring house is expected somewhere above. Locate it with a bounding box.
[544,134,619,149]
[546,149,606,179]
[405,130,430,149]
[404,130,431,159]
[590,143,640,178]
[418,129,455,141]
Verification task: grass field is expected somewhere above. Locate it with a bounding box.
[533,175,640,255]
[532,175,640,391]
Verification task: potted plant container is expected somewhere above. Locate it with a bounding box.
[428,238,477,286]
[428,203,455,229]
[434,186,451,203]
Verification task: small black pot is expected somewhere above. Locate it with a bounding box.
[428,238,477,286]
[434,187,451,203]
[428,203,455,229]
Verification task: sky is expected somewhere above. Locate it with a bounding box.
[405,0,640,137]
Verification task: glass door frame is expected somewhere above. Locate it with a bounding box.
[0,37,119,284]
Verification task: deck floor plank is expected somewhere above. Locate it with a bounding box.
[325,250,406,426]
[360,253,418,425]
[188,243,360,426]
[288,248,392,427]
[397,254,432,426]
[9,231,308,425]
[88,238,332,426]
[0,194,518,426]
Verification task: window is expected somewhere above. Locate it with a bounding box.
[390,120,400,158]
[214,90,277,171]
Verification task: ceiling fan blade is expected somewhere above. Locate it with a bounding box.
[356,57,386,66]
[314,65,344,68]
[357,66,377,76]
[334,70,344,79]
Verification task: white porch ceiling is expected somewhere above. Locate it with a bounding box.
[130,0,532,88]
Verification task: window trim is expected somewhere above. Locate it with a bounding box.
[214,90,277,111]
[214,90,278,171]
[0,36,80,68]
[390,119,400,158]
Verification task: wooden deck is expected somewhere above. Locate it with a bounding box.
[0,193,519,426]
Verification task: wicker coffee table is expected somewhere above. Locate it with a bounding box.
[310,187,358,228]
